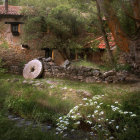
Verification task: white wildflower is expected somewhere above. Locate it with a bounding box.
[59,117,62,120]
[90,102,94,106]
[94,110,98,113]
[71,129,75,132]
[119,110,123,114]
[87,114,91,118]
[115,101,118,104]
[62,87,67,90]
[90,132,94,135]
[109,136,114,140]
[63,134,67,137]
[124,128,127,131]
[124,111,128,114]
[87,121,92,124]
[131,114,136,117]
[64,127,67,130]
[82,98,87,101]
[89,99,92,102]
[99,111,104,115]
[75,121,80,125]
[96,105,100,108]
[116,126,119,129]
[94,101,97,104]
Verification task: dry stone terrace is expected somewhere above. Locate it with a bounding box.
[41,58,127,84]
[10,57,128,84]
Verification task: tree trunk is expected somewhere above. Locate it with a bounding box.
[130,0,140,28]
[96,0,130,52]
[96,0,140,73]
[95,0,115,65]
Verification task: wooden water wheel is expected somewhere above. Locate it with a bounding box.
[23,59,43,79]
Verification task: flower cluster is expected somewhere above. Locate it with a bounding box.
[56,94,137,139]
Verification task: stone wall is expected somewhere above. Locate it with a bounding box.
[42,58,127,83]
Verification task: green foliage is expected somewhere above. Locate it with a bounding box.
[0,41,9,49]
[0,73,140,139]
[21,0,98,50]
[71,60,111,72]
[0,80,72,124]
[0,59,7,74]
[56,93,140,139]
[111,0,136,35]
[115,64,131,72]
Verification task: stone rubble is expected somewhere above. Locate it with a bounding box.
[42,58,127,83]
[9,57,128,83]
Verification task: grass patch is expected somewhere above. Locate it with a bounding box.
[71,60,111,71]
[0,73,140,139]
[0,115,63,140]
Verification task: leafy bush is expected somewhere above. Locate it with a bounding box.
[56,94,139,139]
[0,59,7,74]
[115,64,131,72]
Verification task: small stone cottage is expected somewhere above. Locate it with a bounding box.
[0,0,66,70]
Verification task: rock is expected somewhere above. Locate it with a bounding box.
[92,69,101,76]
[33,83,41,86]
[48,62,55,66]
[28,81,34,84]
[22,80,28,84]
[103,70,116,78]
[105,76,115,83]
[23,59,43,79]
[43,57,52,62]
[85,77,96,83]
[82,67,92,72]
[44,72,52,77]
[62,60,70,68]
[36,57,43,60]
[78,76,83,80]
[43,64,51,69]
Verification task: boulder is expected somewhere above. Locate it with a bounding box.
[85,77,96,83]
[42,57,52,62]
[103,70,116,78]
[92,69,101,76]
[62,60,70,68]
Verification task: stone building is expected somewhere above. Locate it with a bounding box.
[0,0,47,68]
[0,0,116,72]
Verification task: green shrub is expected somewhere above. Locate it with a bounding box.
[0,59,7,74]
[115,64,131,72]
[56,94,139,139]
